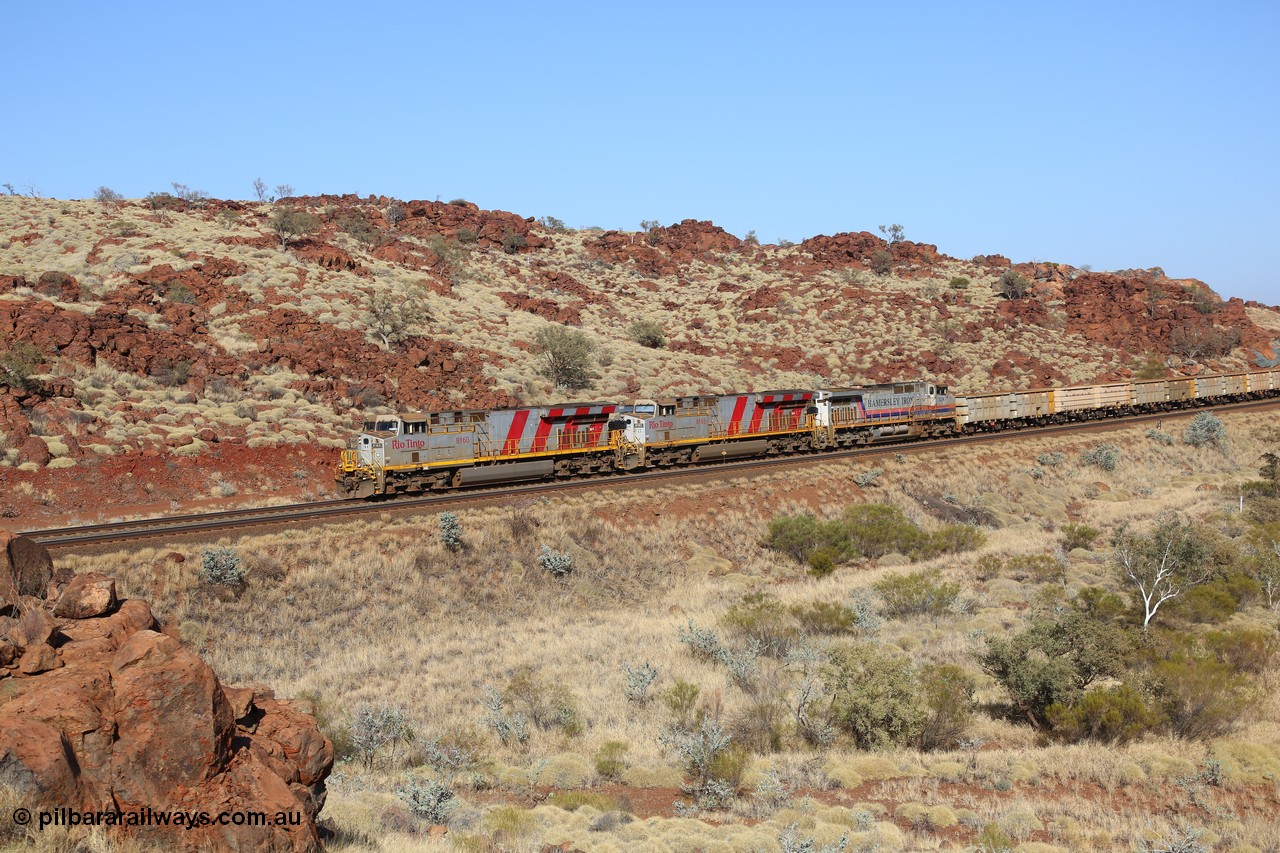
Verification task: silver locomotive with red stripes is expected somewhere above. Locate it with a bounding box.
[336,380,953,497]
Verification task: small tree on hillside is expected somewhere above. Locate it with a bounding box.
[878,223,905,244]
[533,325,596,390]
[0,342,44,392]
[1112,514,1212,628]
[997,269,1032,299]
[271,206,321,246]
[364,288,428,351]
[94,186,123,207]
[349,703,414,769]
[627,318,666,348]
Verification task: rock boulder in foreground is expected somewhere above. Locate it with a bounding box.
[0,530,332,852]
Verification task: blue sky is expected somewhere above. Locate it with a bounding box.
[6,1,1277,304]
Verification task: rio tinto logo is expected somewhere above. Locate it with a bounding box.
[390,438,426,450]
[647,419,675,429]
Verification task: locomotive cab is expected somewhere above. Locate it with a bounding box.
[351,414,408,469]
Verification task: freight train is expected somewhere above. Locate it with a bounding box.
[336,370,1280,498]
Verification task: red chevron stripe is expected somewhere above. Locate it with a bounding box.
[503,409,531,455]
[729,395,748,435]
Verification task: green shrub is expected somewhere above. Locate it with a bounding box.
[199,547,245,587]
[396,777,457,824]
[151,358,192,387]
[871,248,894,275]
[853,468,883,487]
[0,342,43,391]
[537,215,569,233]
[438,512,463,552]
[762,513,847,564]
[659,718,739,799]
[874,569,961,619]
[974,823,1015,852]
[94,185,123,205]
[348,703,414,769]
[1146,427,1175,445]
[823,643,924,749]
[997,269,1032,299]
[790,600,858,635]
[1151,654,1258,739]
[166,283,196,304]
[1003,553,1065,583]
[271,206,320,245]
[593,741,629,781]
[948,276,970,290]
[621,661,658,703]
[842,504,926,558]
[1080,444,1120,471]
[728,696,787,753]
[1203,626,1280,675]
[1045,684,1162,744]
[1172,581,1242,624]
[806,548,838,577]
[707,742,751,791]
[766,504,981,566]
[916,664,976,751]
[663,679,701,729]
[1075,586,1128,622]
[627,319,665,348]
[537,544,573,577]
[501,230,527,254]
[339,212,384,246]
[925,524,986,556]
[503,667,582,736]
[721,592,799,657]
[1183,412,1227,450]
[1060,523,1099,551]
[548,791,619,812]
[980,612,1134,727]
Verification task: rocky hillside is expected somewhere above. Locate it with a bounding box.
[1,194,1277,520]
[0,529,333,851]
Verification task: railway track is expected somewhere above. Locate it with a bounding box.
[23,396,1280,551]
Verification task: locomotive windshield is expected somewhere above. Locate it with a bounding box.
[363,419,400,433]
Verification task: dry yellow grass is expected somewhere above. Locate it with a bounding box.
[48,408,1280,851]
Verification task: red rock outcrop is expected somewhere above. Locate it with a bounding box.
[783,232,943,277]
[586,219,743,277]
[288,194,553,254]
[1062,271,1273,361]
[0,532,332,852]
[497,292,583,325]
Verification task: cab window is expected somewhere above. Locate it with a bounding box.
[375,420,398,433]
